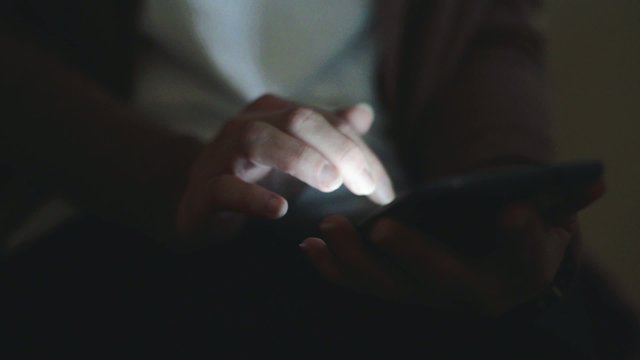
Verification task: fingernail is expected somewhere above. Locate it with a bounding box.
[345,166,376,195]
[377,178,396,205]
[267,195,288,218]
[299,237,326,252]
[357,167,376,195]
[319,164,341,191]
[378,189,395,205]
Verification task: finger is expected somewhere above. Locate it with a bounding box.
[319,215,411,295]
[495,204,570,296]
[542,181,606,225]
[177,174,288,234]
[370,219,523,315]
[271,107,376,196]
[334,103,375,135]
[236,121,342,192]
[498,204,570,267]
[312,106,395,204]
[332,119,395,205]
[299,237,349,287]
[369,218,481,298]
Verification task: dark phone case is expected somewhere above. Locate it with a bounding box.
[357,161,604,257]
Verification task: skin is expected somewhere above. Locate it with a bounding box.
[299,207,566,315]
[1,29,597,317]
[0,17,610,325]
[177,92,602,315]
[0,28,594,311]
[176,94,396,237]
[300,187,604,316]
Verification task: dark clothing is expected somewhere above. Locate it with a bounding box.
[1,0,638,358]
[5,216,636,358]
[4,0,553,179]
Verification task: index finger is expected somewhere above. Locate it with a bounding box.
[317,106,395,205]
[274,107,376,196]
[332,118,395,205]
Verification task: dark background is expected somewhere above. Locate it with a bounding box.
[550,0,640,310]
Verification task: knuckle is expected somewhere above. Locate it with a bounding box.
[240,121,269,155]
[284,107,317,133]
[281,143,309,174]
[337,141,363,165]
[230,156,254,178]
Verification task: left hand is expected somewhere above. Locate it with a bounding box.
[299,204,578,316]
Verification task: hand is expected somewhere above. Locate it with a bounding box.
[300,205,580,316]
[176,94,395,239]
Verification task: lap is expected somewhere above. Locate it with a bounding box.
[2,216,627,358]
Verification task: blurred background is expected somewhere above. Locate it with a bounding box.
[549,0,640,309]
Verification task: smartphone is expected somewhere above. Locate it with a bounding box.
[357,160,605,256]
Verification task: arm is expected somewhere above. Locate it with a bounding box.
[0,26,203,244]
[300,0,579,316]
[0,26,395,246]
[418,0,587,299]
[423,0,553,177]
[379,0,552,180]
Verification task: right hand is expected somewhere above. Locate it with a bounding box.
[176,94,395,238]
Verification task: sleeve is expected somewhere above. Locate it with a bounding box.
[397,0,554,180]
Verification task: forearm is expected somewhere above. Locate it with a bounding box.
[0,28,203,242]
[418,0,553,179]
[423,46,553,178]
